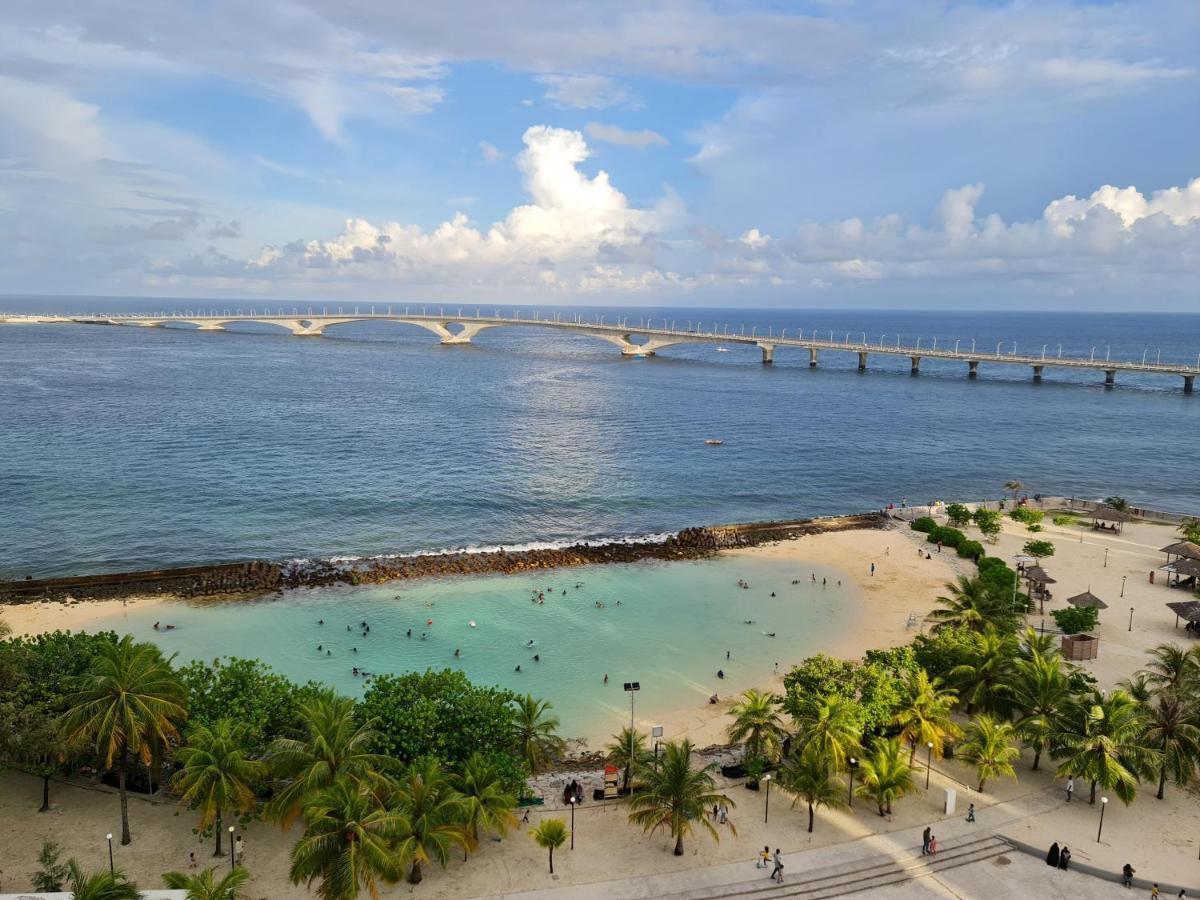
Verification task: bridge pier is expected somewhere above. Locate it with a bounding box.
[1185,375,1195,394]
[808,347,818,368]
[910,356,921,375]
[1032,365,1043,382]
[439,321,497,345]
[197,323,226,331]
[968,360,979,379]
[758,343,775,365]
[857,351,868,372]
[1104,369,1116,387]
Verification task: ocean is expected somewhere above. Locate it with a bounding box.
[1,300,1197,579]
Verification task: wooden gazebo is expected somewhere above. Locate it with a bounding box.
[1162,557,1200,589]
[1161,541,1200,564]
[1165,599,1200,629]
[1066,590,1109,611]
[1024,566,1057,614]
[1089,505,1130,533]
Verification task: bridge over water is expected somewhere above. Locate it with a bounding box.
[3,308,1197,392]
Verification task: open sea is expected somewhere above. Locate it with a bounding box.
[1,300,1198,579]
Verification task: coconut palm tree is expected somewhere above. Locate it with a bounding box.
[1004,480,1024,503]
[530,818,569,874]
[626,739,735,856]
[788,695,862,774]
[1012,651,1072,771]
[163,867,250,900]
[779,748,845,833]
[449,753,516,857]
[1018,626,1057,661]
[950,626,1017,715]
[929,575,1012,633]
[854,737,913,817]
[264,691,392,827]
[1119,671,1154,704]
[891,669,962,765]
[959,715,1020,792]
[393,758,468,884]
[511,694,565,776]
[1142,644,1200,695]
[171,720,263,857]
[726,689,787,765]
[1053,689,1154,804]
[606,726,652,792]
[1142,692,1200,800]
[64,859,141,900]
[288,777,405,900]
[61,636,187,845]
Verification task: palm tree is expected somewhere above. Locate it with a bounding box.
[929,575,1011,633]
[1012,651,1072,771]
[1143,692,1200,800]
[171,720,263,857]
[1053,689,1154,804]
[511,694,565,776]
[627,739,734,856]
[606,726,652,792]
[163,867,250,900]
[288,777,405,900]
[891,669,961,764]
[393,758,468,884]
[1004,480,1024,503]
[1018,626,1057,661]
[959,715,1020,792]
[1119,671,1154,704]
[265,690,392,827]
[64,859,141,900]
[788,695,862,773]
[855,737,913,817]
[61,636,187,845]
[779,748,845,833]
[1143,644,1200,695]
[530,818,569,874]
[950,627,1017,715]
[726,689,787,765]
[449,752,517,855]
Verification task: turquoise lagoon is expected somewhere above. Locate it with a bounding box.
[88,556,858,740]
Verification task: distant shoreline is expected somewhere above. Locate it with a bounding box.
[0,512,885,605]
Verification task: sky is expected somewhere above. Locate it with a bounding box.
[1,1,1198,310]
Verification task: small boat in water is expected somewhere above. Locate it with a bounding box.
[716,347,729,352]
[704,438,724,446]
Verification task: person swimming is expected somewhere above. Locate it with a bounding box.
[533,654,540,662]
[153,621,160,630]
[526,639,535,647]
[352,647,357,653]
[603,673,608,684]
[326,650,331,656]
[346,625,351,631]
[318,619,324,625]
[454,648,460,657]
[515,664,522,672]
[765,632,776,638]
[717,669,725,679]
[317,645,322,651]
[352,667,359,676]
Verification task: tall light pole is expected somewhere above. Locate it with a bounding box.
[1129,607,1135,631]
[925,742,934,789]
[847,757,858,806]
[1121,575,1127,598]
[106,833,114,875]
[1097,796,1108,842]
[624,682,640,795]
[229,826,236,872]
[763,773,772,823]
[568,796,576,849]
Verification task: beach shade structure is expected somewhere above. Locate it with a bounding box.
[1162,557,1200,589]
[1065,590,1109,611]
[1161,541,1200,564]
[1088,505,1130,533]
[1023,566,1057,615]
[1165,600,1200,629]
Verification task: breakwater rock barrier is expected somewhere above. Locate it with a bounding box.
[0,512,884,604]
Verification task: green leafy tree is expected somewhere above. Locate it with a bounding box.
[1143,692,1200,800]
[1053,689,1154,804]
[911,627,979,682]
[392,759,468,884]
[1022,539,1055,559]
[950,627,1018,715]
[855,737,914,817]
[1179,518,1200,545]
[31,840,70,892]
[529,818,569,874]
[171,720,264,856]
[779,748,845,832]
[959,715,1020,792]
[1004,480,1025,502]
[61,636,187,845]
[1012,651,1072,771]
[449,752,517,855]
[726,689,787,765]
[64,859,141,900]
[0,615,9,639]
[265,690,393,827]
[972,508,1002,541]
[511,694,565,776]
[929,575,1015,634]
[1018,626,1058,662]
[289,777,405,900]
[1104,496,1130,512]
[163,867,250,900]
[627,739,734,856]
[946,504,972,527]
[606,726,652,792]
[1051,606,1098,635]
[891,669,962,764]
[0,697,67,811]
[787,695,863,773]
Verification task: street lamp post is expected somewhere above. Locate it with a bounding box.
[1097,796,1108,842]
[1129,607,1134,631]
[926,742,934,789]
[1104,547,1109,567]
[847,757,858,806]
[229,826,236,872]
[763,773,771,823]
[624,682,640,795]
[106,833,114,875]
[1121,575,1127,598]
[569,796,576,849]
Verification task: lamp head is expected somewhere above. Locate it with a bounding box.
[1101,796,1109,804]
[229,825,235,833]
[106,833,113,841]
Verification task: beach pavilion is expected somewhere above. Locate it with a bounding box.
[1064,590,1108,618]
[1087,505,1130,533]
[1023,566,1057,614]
[1165,599,1200,630]
[1161,540,1200,564]
[1160,557,1200,589]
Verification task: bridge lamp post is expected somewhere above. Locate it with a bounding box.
[971,339,976,353]
[781,328,786,338]
[1156,348,1161,365]
[844,332,850,344]
[1090,347,1096,362]
[768,326,773,337]
[1097,796,1108,842]
[995,341,1002,357]
[915,337,921,350]
[1143,348,1148,365]
[879,334,886,349]
[1042,344,1048,360]
[861,332,866,345]
[1058,344,1062,358]
[752,326,757,337]
[932,337,937,350]
[1105,346,1111,362]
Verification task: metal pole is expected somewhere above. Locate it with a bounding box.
[1121,575,1126,597]
[569,798,575,849]
[107,834,114,875]
[229,826,236,871]
[926,743,933,789]
[1104,548,1108,567]
[1097,797,1107,842]
[763,774,771,823]
[847,759,856,806]
[1129,607,1134,631]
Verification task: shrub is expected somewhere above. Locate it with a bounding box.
[945,504,972,527]
[1052,515,1078,527]
[972,509,1002,541]
[1022,540,1055,559]
[1026,524,1043,532]
[1104,496,1129,512]
[957,540,984,560]
[911,627,978,681]
[1009,508,1044,526]
[910,516,937,533]
[927,526,965,548]
[1052,607,1098,635]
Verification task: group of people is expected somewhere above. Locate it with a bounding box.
[756,846,784,883]
[921,826,939,858]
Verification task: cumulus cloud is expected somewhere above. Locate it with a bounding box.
[585,122,667,148]
[479,141,503,163]
[539,74,629,110]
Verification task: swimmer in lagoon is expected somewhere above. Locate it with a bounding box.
[717,669,725,679]
[603,673,608,684]
[533,654,540,662]
[454,648,460,657]
[318,619,324,625]
[406,629,412,638]
[515,664,522,673]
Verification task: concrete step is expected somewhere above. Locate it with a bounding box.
[667,835,1013,900]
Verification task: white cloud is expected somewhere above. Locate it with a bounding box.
[539,74,629,110]
[585,122,667,148]
[479,141,503,164]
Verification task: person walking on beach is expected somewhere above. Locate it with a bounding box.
[1059,846,1071,870]
[928,835,938,858]
[966,803,975,823]
[770,849,784,883]
[922,826,931,855]
[1066,777,1074,803]
[757,846,770,869]
[1122,863,1135,888]
[1150,885,1158,899]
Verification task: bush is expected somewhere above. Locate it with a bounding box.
[1022,539,1055,559]
[1052,606,1098,635]
[910,516,937,533]
[977,556,1007,574]
[1052,515,1078,527]
[972,508,1002,540]
[1009,508,1044,526]
[957,540,984,560]
[1026,524,1043,532]
[927,526,966,548]
[911,627,978,681]
[946,504,972,527]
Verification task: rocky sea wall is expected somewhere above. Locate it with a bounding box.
[0,512,884,604]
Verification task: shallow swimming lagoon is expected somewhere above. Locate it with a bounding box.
[89,556,857,739]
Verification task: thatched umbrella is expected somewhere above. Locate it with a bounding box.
[1065,590,1108,610]
[1165,557,1200,588]
[1089,505,1130,533]
[1161,541,1200,564]
[1165,600,1200,628]
[1024,566,1057,615]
